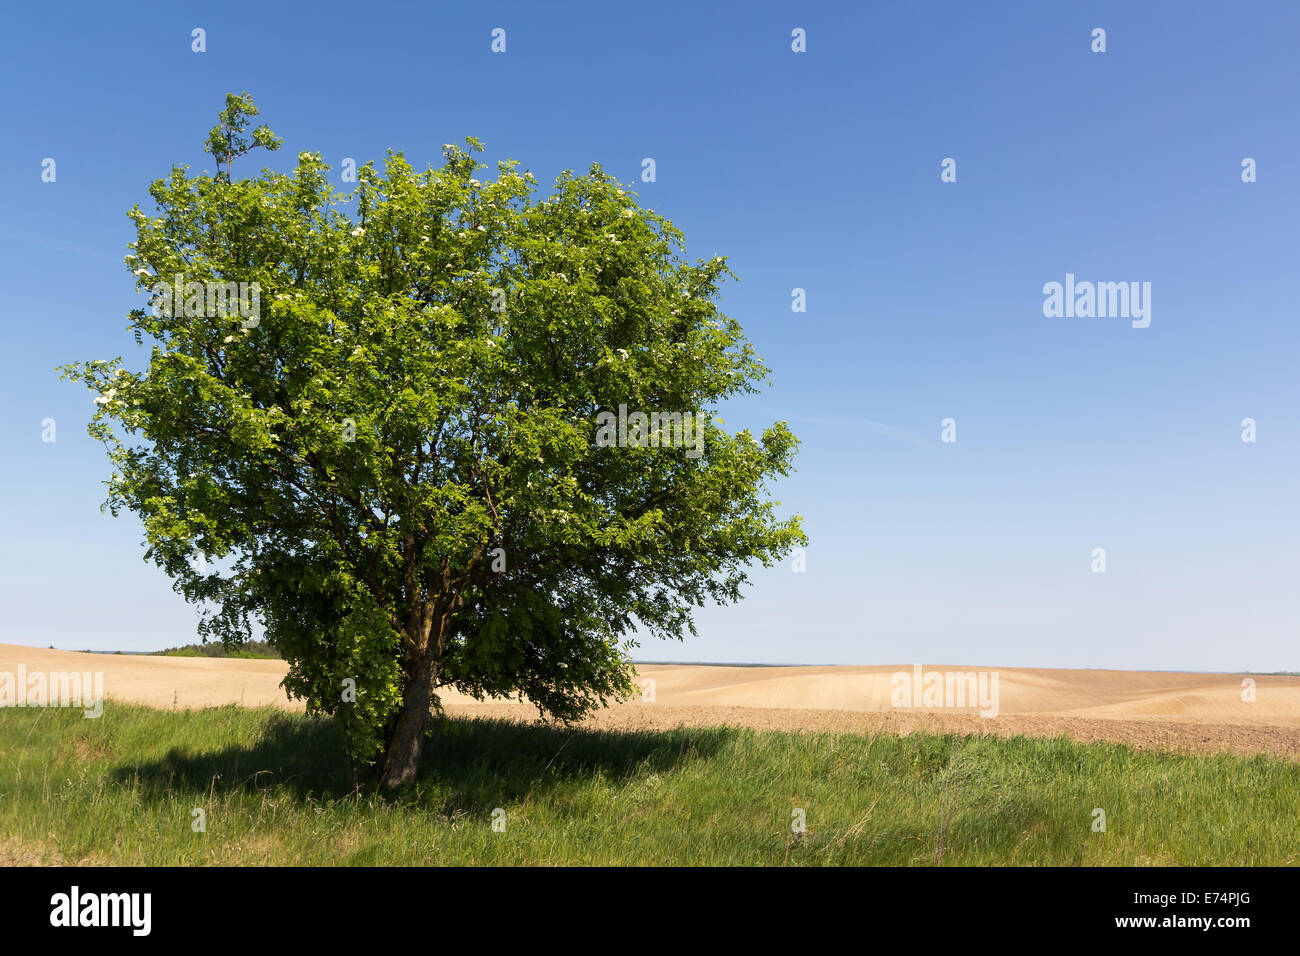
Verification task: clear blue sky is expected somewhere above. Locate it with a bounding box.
[1,1,1295,669]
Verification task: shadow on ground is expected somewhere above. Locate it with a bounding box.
[109,713,736,810]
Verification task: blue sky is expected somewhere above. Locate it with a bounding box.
[1,1,1295,669]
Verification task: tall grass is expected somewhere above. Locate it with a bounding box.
[0,704,1295,865]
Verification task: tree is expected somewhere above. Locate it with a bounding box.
[62,93,806,787]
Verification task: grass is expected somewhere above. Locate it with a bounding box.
[0,703,1296,865]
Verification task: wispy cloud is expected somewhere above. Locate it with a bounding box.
[0,227,120,265]
[762,410,935,450]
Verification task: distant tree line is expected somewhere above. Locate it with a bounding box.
[153,641,281,659]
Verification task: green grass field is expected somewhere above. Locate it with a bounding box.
[1,703,1296,865]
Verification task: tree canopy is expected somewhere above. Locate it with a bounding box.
[63,93,805,787]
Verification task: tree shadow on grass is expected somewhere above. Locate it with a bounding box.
[109,713,736,813]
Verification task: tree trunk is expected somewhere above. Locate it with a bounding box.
[378,652,437,789]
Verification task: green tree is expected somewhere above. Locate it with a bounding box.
[63,94,805,787]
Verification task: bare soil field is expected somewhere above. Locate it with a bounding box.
[3,644,1298,759]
